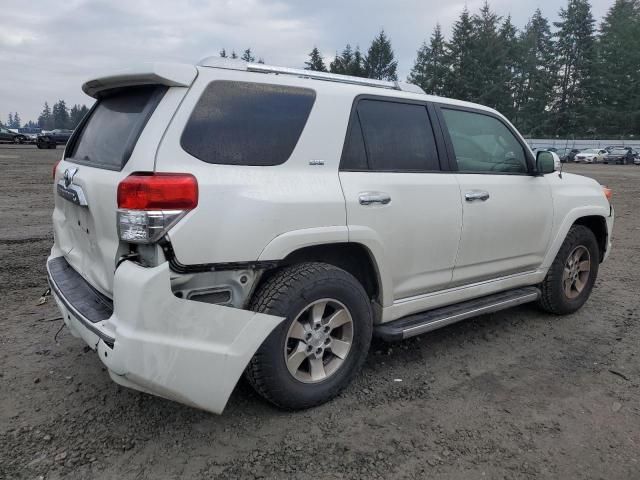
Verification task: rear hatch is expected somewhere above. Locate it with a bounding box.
[52,66,196,296]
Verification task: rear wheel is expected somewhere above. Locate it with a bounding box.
[246,262,373,410]
[538,225,599,315]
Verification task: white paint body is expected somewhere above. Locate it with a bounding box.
[49,61,614,414]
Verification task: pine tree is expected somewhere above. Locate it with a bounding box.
[498,16,519,118]
[52,100,70,129]
[329,44,365,77]
[408,24,448,95]
[305,47,327,71]
[241,48,255,62]
[364,30,398,80]
[513,9,556,135]
[445,7,475,100]
[7,113,13,128]
[592,0,640,135]
[220,48,227,58]
[38,102,53,130]
[230,50,238,59]
[552,0,596,135]
[69,104,89,128]
[350,47,365,77]
[467,2,508,109]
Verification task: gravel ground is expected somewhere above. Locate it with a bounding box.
[1,144,639,479]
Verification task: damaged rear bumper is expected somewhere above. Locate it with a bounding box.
[46,254,283,414]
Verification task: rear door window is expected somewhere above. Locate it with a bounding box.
[341,99,440,172]
[181,81,316,166]
[66,85,166,170]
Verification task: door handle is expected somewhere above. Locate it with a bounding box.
[359,192,391,206]
[464,190,490,202]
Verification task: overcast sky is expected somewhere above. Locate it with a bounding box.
[0,0,613,124]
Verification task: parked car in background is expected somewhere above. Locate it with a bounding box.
[575,148,607,164]
[36,129,73,149]
[558,148,581,163]
[0,126,27,144]
[605,148,632,164]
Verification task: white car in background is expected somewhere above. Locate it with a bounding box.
[575,149,607,163]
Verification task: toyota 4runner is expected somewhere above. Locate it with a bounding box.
[47,58,614,414]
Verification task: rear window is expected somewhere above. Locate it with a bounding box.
[66,85,166,170]
[181,81,316,166]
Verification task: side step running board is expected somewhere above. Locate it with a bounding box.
[374,287,540,342]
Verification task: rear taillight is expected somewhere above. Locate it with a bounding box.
[116,173,198,244]
[602,185,613,202]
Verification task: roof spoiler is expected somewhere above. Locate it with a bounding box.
[82,62,198,98]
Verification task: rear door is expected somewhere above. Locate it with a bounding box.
[339,97,462,303]
[53,85,182,296]
[436,105,553,285]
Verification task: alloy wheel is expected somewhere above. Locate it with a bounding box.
[283,298,354,383]
[563,245,591,299]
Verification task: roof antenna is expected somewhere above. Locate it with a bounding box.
[558,154,564,179]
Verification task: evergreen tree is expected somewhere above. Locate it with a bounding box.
[329,44,365,77]
[241,48,255,62]
[499,16,519,118]
[467,2,509,109]
[38,102,53,130]
[364,30,398,80]
[445,7,475,100]
[230,50,238,59]
[513,9,556,135]
[407,24,448,95]
[350,47,365,76]
[7,113,13,128]
[69,104,89,129]
[220,48,227,58]
[52,100,70,129]
[591,0,640,135]
[305,47,327,71]
[552,0,596,135]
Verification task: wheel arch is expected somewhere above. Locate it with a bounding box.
[257,239,385,319]
[573,215,608,262]
[543,209,610,269]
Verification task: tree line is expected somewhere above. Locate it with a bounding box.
[304,0,640,138]
[3,100,89,131]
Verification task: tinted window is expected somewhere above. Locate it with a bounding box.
[442,108,528,174]
[181,81,315,166]
[67,85,165,169]
[355,100,439,171]
[340,114,368,170]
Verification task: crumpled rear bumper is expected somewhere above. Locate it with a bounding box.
[47,254,283,414]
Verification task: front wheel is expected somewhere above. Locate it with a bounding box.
[246,262,373,410]
[538,225,599,315]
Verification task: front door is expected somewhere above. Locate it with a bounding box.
[437,106,553,285]
[339,98,462,303]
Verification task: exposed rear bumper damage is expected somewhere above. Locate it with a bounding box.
[47,255,284,414]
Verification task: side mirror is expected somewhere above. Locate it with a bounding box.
[536,150,557,175]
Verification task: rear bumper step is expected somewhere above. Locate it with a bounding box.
[47,257,114,344]
[374,287,540,342]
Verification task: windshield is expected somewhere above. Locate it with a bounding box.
[66,85,166,170]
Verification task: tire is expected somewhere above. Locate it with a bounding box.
[48,143,56,149]
[538,225,599,315]
[36,143,44,149]
[245,262,373,410]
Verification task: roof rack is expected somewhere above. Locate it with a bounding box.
[197,56,425,94]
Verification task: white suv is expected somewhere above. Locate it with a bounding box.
[48,58,614,414]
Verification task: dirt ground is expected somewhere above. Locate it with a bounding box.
[0,144,638,479]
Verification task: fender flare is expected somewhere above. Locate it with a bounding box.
[541,206,611,269]
[258,225,393,307]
